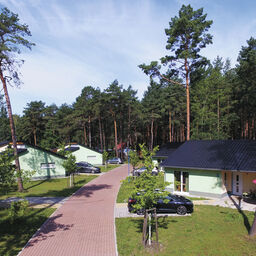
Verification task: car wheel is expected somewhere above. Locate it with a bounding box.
[136,209,145,215]
[176,206,187,215]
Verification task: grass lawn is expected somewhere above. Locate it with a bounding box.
[0,175,97,199]
[100,164,121,172]
[0,207,55,256]
[116,205,256,256]
[116,177,136,203]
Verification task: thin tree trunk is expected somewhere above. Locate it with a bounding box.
[114,119,118,157]
[99,117,103,152]
[185,57,190,141]
[88,116,91,148]
[172,114,175,142]
[150,115,154,151]
[217,96,220,139]
[83,123,87,146]
[0,69,23,192]
[169,111,172,143]
[33,128,37,146]
[249,211,256,237]
[134,126,137,145]
[128,105,131,145]
[245,120,249,139]
[103,125,106,150]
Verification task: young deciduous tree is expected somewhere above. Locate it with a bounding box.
[131,144,169,246]
[0,7,35,192]
[128,150,140,175]
[62,153,76,187]
[0,148,16,194]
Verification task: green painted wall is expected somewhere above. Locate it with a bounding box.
[71,145,103,165]
[165,168,225,195]
[19,145,66,178]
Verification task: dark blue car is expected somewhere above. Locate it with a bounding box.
[128,194,193,215]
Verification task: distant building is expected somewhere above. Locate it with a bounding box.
[64,143,103,165]
[0,141,67,179]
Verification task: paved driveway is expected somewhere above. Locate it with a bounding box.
[18,164,128,256]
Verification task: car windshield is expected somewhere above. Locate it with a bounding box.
[77,162,88,166]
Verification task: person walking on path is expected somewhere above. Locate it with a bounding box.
[18,164,128,256]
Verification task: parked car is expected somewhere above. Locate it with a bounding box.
[76,162,101,173]
[128,194,193,215]
[133,166,159,176]
[107,157,123,164]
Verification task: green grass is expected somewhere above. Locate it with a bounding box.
[116,205,256,256]
[116,177,136,203]
[0,207,55,256]
[100,164,121,172]
[0,175,97,199]
[187,196,210,201]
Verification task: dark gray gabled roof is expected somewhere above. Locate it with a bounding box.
[0,141,67,159]
[161,140,256,172]
[64,147,80,152]
[154,142,184,158]
[0,141,8,147]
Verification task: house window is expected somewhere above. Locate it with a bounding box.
[41,163,55,169]
[17,144,26,149]
[174,171,189,192]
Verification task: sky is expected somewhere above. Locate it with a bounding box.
[0,0,256,115]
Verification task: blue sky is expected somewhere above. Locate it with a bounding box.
[1,0,256,115]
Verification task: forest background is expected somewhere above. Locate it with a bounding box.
[0,4,256,156]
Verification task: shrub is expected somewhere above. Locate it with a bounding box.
[8,199,29,224]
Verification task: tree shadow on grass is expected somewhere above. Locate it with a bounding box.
[131,215,174,234]
[25,179,48,190]
[0,208,57,256]
[227,194,251,234]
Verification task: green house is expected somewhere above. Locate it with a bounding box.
[64,143,103,165]
[161,140,256,198]
[0,142,67,179]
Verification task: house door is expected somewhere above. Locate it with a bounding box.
[232,172,243,195]
[174,171,189,193]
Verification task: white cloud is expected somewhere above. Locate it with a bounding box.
[1,0,256,114]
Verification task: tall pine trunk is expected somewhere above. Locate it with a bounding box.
[114,119,118,157]
[128,105,131,146]
[185,57,190,141]
[88,116,92,148]
[33,128,37,145]
[150,113,154,151]
[217,96,220,139]
[169,111,172,143]
[0,69,23,192]
[83,123,87,145]
[99,117,103,152]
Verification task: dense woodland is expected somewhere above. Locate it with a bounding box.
[1,5,256,156]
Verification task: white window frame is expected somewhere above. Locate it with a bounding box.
[174,171,189,195]
[41,163,55,169]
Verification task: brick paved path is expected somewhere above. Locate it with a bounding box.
[18,165,128,256]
